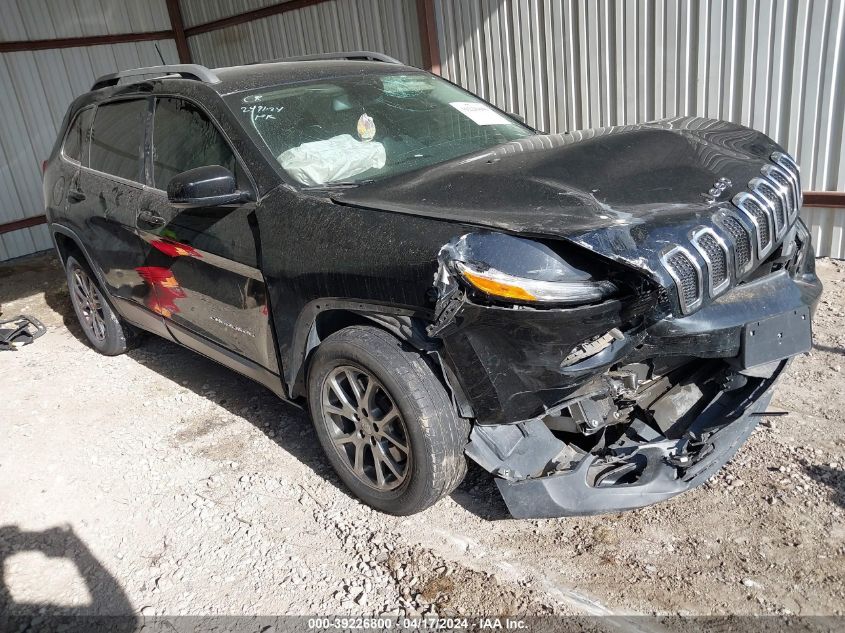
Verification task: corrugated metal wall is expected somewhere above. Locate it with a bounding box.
[434,0,845,257]
[1,0,842,260]
[0,0,172,39]
[802,207,845,259]
[184,0,423,69]
[0,0,177,260]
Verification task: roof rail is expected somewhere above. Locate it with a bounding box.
[91,64,220,91]
[272,51,402,65]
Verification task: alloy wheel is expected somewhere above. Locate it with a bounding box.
[321,365,410,491]
[70,265,107,342]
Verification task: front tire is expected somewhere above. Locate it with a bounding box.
[308,326,469,515]
[65,254,139,356]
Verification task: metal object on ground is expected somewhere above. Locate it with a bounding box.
[0,315,46,351]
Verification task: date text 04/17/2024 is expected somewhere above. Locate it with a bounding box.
[306,617,528,630]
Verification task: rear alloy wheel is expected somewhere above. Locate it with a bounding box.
[308,326,469,515]
[65,254,139,356]
[69,263,107,343]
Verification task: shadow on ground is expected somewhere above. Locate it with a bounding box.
[0,251,63,308]
[450,462,511,520]
[0,524,136,631]
[812,342,845,356]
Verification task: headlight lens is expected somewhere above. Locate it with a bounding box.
[456,261,616,303]
[440,232,617,305]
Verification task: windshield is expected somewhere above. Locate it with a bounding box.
[227,72,533,187]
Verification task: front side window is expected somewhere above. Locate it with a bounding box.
[63,107,94,165]
[152,97,237,190]
[89,99,147,182]
[226,72,533,186]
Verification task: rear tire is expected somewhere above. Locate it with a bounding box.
[65,254,139,356]
[308,325,469,515]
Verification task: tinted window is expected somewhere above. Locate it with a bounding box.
[153,98,237,190]
[63,107,94,164]
[89,99,147,182]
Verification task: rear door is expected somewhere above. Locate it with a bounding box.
[137,96,277,371]
[73,98,155,311]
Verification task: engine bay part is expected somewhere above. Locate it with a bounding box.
[465,356,783,518]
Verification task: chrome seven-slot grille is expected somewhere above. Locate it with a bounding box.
[663,151,801,314]
[666,251,700,308]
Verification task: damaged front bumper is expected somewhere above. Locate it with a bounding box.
[449,263,821,518]
[469,363,779,518]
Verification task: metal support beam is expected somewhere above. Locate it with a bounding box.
[0,215,47,235]
[166,0,192,64]
[803,192,845,208]
[0,31,173,53]
[416,0,441,74]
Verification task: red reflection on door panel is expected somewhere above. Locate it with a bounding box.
[136,266,185,318]
[150,239,202,259]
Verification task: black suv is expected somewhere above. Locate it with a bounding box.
[43,53,821,518]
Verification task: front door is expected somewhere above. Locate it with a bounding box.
[137,96,277,372]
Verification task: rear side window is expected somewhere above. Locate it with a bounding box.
[63,107,94,165]
[152,97,237,190]
[89,99,147,182]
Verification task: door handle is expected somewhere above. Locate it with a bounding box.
[138,210,166,227]
[67,188,85,202]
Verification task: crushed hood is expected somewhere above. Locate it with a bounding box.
[332,117,785,279]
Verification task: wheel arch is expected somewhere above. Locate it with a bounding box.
[52,228,82,266]
[287,300,474,419]
[50,224,108,289]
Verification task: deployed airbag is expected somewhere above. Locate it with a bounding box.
[278,134,386,186]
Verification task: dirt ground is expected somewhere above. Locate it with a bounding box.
[1,253,843,623]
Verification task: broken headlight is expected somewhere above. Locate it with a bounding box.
[794,217,814,273]
[439,232,617,305]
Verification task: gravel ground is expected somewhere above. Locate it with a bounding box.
[1,253,843,621]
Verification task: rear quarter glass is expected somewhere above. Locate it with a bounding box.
[61,107,95,165]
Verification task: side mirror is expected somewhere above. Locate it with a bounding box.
[509,112,526,123]
[167,165,250,208]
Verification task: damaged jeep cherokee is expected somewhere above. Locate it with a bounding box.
[43,53,822,518]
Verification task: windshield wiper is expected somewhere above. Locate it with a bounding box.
[301,179,374,191]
